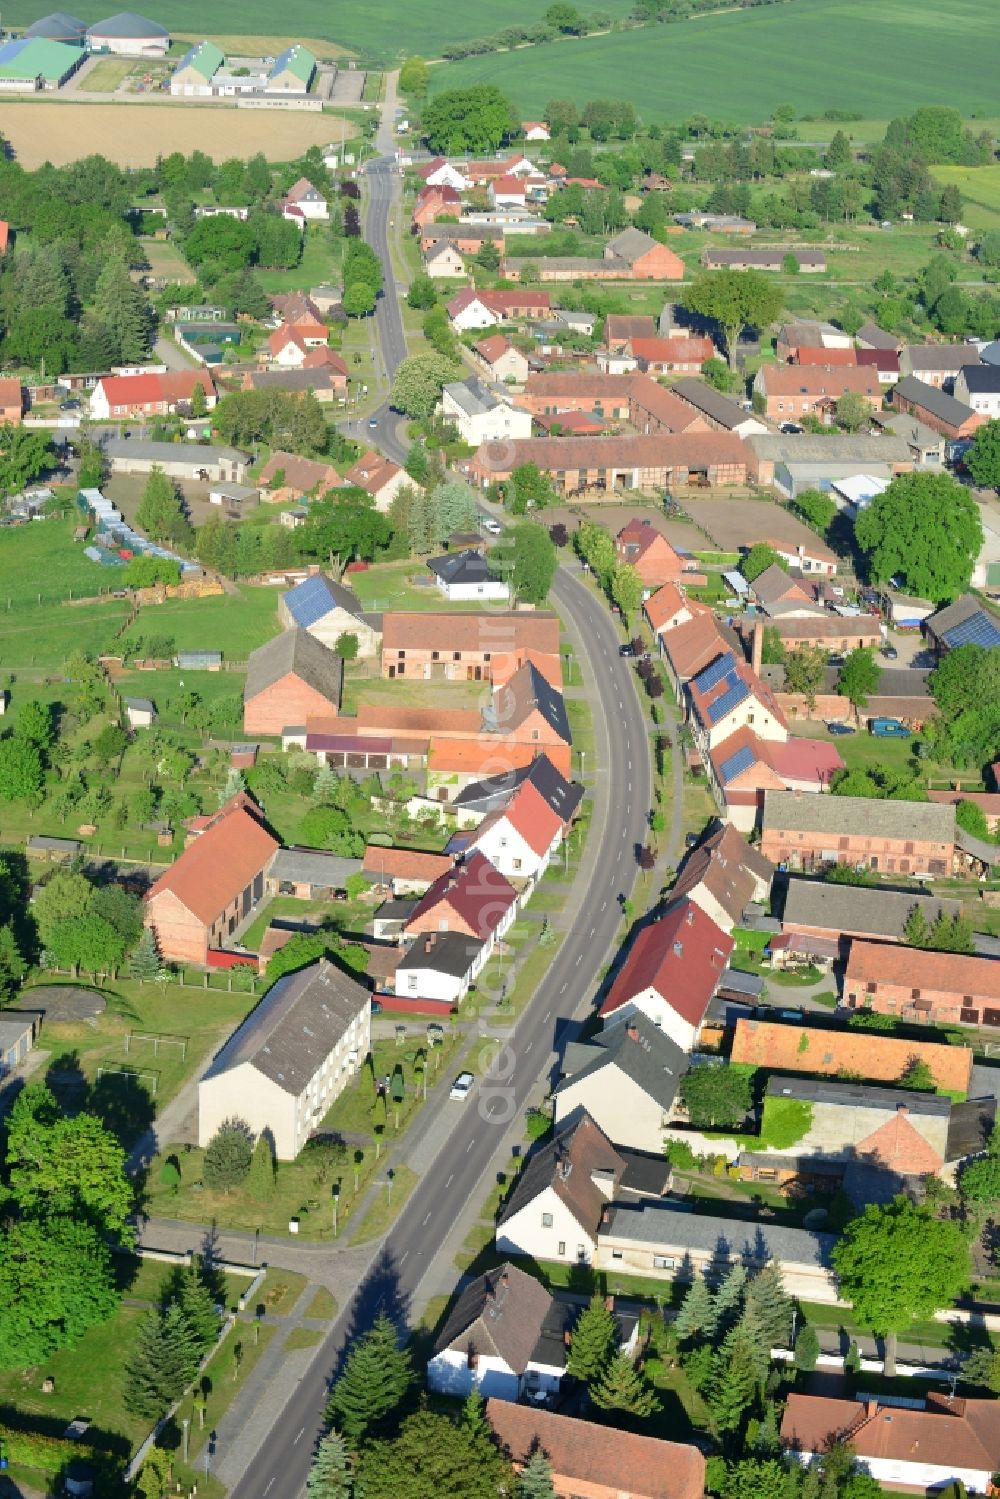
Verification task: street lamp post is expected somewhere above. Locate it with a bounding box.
[182,1417,189,1464]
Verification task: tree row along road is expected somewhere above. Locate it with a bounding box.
[227,127,655,1499]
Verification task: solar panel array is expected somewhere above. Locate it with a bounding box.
[287,573,334,629]
[943,612,1000,651]
[719,744,756,784]
[694,651,735,692]
[708,675,751,724]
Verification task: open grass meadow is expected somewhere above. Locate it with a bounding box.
[431,0,999,124]
[5,0,634,63]
[931,164,1000,232]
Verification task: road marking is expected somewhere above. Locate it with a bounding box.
[466,1137,476,1152]
[544,1009,552,1019]
[589,927,595,938]
[264,1480,276,1495]
[423,1211,432,1225]
[575,955,582,965]
[293,1428,305,1446]
[628,759,632,771]
[445,1174,454,1188]
[400,1250,409,1265]
[601,900,607,911]
[525,1041,532,1053]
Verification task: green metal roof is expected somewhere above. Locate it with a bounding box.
[0,35,82,79]
[174,38,223,79]
[270,43,315,84]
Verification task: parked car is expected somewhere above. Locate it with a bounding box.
[870,717,910,738]
[619,643,634,658]
[778,421,803,435]
[882,644,898,660]
[482,518,502,536]
[449,1071,475,1102]
[827,722,856,735]
[827,653,845,668]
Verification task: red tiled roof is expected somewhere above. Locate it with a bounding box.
[407,850,517,937]
[856,1108,944,1174]
[794,346,858,366]
[475,333,514,364]
[345,449,403,496]
[781,1392,1000,1473]
[534,411,606,434]
[427,739,544,775]
[499,778,563,857]
[487,1400,705,1499]
[845,939,1000,1001]
[302,346,348,375]
[381,612,560,655]
[631,335,715,365]
[97,370,214,407]
[600,897,732,1022]
[731,1018,973,1093]
[492,175,526,195]
[644,582,708,633]
[758,365,880,398]
[269,325,308,356]
[362,847,454,882]
[857,347,900,374]
[0,377,22,409]
[146,795,278,926]
[768,738,844,784]
[357,703,483,735]
[617,517,677,561]
[661,611,731,681]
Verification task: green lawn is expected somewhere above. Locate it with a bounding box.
[348,558,487,612]
[256,225,341,293]
[0,1258,258,1459]
[23,974,263,1140]
[431,0,999,122]
[790,720,979,785]
[0,514,108,609]
[124,586,282,661]
[931,164,1000,232]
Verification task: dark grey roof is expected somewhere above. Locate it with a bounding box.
[203,959,368,1094]
[374,897,418,923]
[25,10,86,39]
[601,1201,836,1269]
[443,378,502,418]
[779,877,962,939]
[453,755,583,823]
[671,378,752,431]
[125,696,155,713]
[947,1098,996,1162]
[244,628,343,709]
[432,1262,558,1370]
[903,343,976,371]
[762,789,955,843]
[103,438,247,463]
[398,931,483,978]
[427,550,494,586]
[553,1012,685,1113]
[249,369,337,394]
[269,848,362,888]
[894,376,975,427]
[423,224,504,243]
[26,835,80,853]
[719,967,765,998]
[88,11,169,37]
[958,364,1000,393]
[495,660,570,744]
[765,1073,951,1117]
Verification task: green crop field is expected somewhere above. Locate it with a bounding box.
[430,0,998,124]
[5,0,632,63]
[931,164,1000,231]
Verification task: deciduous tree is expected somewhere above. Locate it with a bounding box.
[832,1194,970,1373]
[683,269,783,368]
[837,647,881,712]
[855,471,983,603]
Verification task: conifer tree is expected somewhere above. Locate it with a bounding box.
[128,926,161,982]
[589,1352,659,1418]
[0,921,26,1002]
[743,1263,793,1349]
[307,1429,352,1498]
[93,255,153,363]
[903,905,931,949]
[177,1258,220,1353]
[708,1334,758,1435]
[565,1294,617,1384]
[463,1387,488,1437]
[711,1264,747,1338]
[124,1302,199,1418]
[518,1449,556,1498]
[247,1132,276,1202]
[673,1277,717,1345]
[324,1310,413,1442]
[202,1117,253,1193]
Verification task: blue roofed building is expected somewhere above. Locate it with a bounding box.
[926,594,1000,658]
[277,572,381,659]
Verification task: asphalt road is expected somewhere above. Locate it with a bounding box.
[360,148,411,465]
[228,571,652,1499]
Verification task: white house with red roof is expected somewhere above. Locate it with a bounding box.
[599,898,733,1051]
[90,369,216,421]
[470,778,565,881]
[268,322,329,367]
[474,335,530,386]
[345,450,415,513]
[282,176,329,221]
[404,850,519,956]
[687,650,789,755]
[447,289,501,331]
[643,583,712,642]
[489,175,527,209]
[522,122,551,141]
[419,157,471,192]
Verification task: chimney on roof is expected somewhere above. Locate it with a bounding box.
[626,1022,639,1042]
[601,1205,611,1227]
[604,1294,614,1312]
[307,564,320,576]
[563,1327,572,1347]
[686,907,694,925]
[499,1269,509,1289]
[752,618,764,676]
[896,1103,908,1117]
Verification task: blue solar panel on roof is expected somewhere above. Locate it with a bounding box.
[708,677,750,724]
[286,573,334,629]
[694,651,734,691]
[943,613,1000,650]
[719,744,755,783]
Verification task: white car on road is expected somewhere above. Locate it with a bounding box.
[449,1071,474,1102]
